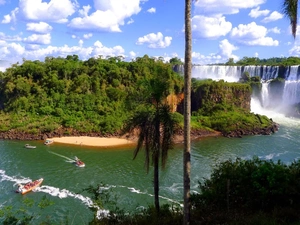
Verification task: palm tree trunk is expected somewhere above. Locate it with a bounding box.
[154,152,160,212]
[154,112,160,212]
[183,0,192,224]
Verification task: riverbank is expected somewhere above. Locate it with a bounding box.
[44,129,222,147]
[0,122,278,147]
[47,136,136,147]
[0,127,223,147]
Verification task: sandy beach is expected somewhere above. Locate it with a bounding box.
[47,136,136,147]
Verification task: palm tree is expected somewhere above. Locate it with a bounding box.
[283,0,298,38]
[183,0,192,224]
[123,73,177,212]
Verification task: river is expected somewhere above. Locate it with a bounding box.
[1,100,300,224]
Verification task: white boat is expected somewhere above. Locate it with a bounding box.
[74,156,85,167]
[16,178,43,195]
[44,139,53,145]
[24,144,36,149]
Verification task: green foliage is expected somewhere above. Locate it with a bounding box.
[189,157,300,224]
[169,57,183,65]
[239,71,250,82]
[193,157,300,210]
[219,56,300,66]
[0,55,276,138]
[0,55,183,135]
[0,196,54,225]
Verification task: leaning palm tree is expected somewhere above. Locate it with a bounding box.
[283,0,298,38]
[183,0,192,224]
[123,75,178,212]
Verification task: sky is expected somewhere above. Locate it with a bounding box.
[0,0,299,71]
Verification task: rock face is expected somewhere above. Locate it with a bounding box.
[176,81,252,114]
[0,127,119,141]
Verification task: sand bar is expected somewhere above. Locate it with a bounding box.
[47,136,135,147]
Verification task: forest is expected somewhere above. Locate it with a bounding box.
[0,54,277,138]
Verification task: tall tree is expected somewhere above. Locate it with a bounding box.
[183,0,192,224]
[283,0,298,38]
[123,74,177,212]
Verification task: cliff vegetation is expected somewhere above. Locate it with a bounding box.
[0,55,277,140]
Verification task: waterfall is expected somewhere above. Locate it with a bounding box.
[175,65,300,116]
[191,65,241,82]
[285,66,299,81]
[189,65,280,81]
[261,82,270,108]
[282,81,300,105]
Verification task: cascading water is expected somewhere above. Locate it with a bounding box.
[191,65,241,82]
[184,65,300,117]
[261,82,270,108]
[174,65,281,82]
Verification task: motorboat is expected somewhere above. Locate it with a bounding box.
[74,156,85,167]
[16,178,43,195]
[44,139,54,145]
[24,144,36,149]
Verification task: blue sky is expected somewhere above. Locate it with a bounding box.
[0,0,299,71]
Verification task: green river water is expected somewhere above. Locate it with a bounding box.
[1,106,300,224]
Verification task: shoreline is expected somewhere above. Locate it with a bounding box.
[46,136,136,147]
[46,130,223,147]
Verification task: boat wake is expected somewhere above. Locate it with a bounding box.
[47,151,76,163]
[0,169,31,184]
[117,185,182,207]
[0,169,109,219]
[1,169,181,217]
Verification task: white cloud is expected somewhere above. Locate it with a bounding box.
[23,33,51,45]
[0,32,22,42]
[268,27,280,34]
[127,18,134,25]
[192,51,223,65]
[289,44,300,56]
[218,39,238,58]
[26,22,52,33]
[194,0,266,15]
[2,14,12,24]
[231,22,278,46]
[192,15,232,39]
[0,42,25,58]
[78,5,91,17]
[25,44,40,50]
[83,33,93,39]
[92,41,125,57]
[129,51,136,58]
[79,39,83,47]
[19,0,77,23]
[249,7,269,18]
[136,32,172,48]
[147,8,156,13]
[69,0,141,32]
[2,8,19,24]
[261,11,283,23]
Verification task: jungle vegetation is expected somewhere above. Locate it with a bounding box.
[0,55,275,137]
[224,56,300,66]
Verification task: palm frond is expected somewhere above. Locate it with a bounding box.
[160,105,175,169]
[282,0,298,38]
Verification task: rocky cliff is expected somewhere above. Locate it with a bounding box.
[176,80,251,114]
